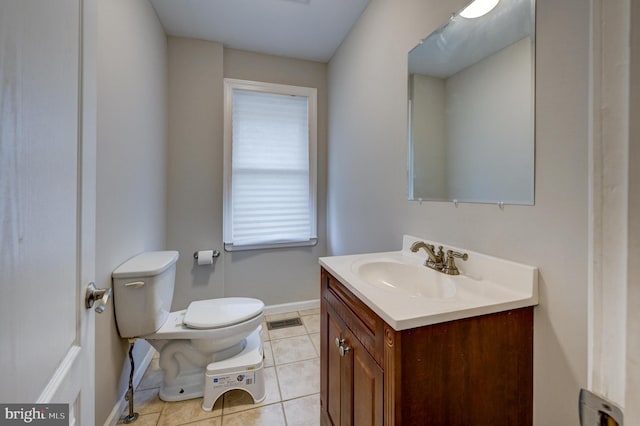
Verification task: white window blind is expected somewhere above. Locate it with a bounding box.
[224,79,317,250]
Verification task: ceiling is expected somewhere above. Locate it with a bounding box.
[408,0,533,77]
[149,0,370,63]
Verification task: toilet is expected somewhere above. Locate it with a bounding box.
[112,251,265,405]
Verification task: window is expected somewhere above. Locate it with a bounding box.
[223,79,317,251]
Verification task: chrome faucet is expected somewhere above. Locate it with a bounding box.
[410,241,468,275]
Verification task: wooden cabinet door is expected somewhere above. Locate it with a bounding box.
[345,328,383,426]
[321,271,384,426]
[325,307,346,425]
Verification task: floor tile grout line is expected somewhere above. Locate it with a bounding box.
[272,346,286,416]
[219,394,321,421]
[273,355,319,368]
[269,332,315,342]
[272,321,317,425]
[270,334,317,366]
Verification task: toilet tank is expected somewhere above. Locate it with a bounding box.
[112,251,179,338]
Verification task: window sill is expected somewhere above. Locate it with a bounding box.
[224,238,318,252]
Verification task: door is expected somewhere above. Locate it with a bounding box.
[346,328,383,426]
[322,305,383,426]
[325,308,346,425]
[0,0,97,424]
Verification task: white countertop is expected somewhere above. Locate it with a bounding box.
[319,235,538,331]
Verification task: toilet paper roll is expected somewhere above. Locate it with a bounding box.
[197,250,214,265]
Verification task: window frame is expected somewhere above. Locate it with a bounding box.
[223,78,318,251]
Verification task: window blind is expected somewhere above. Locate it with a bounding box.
[228,89,314,246]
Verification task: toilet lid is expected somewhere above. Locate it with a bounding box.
[183,297,264,329]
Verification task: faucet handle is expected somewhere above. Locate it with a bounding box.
[442,250,469,275]
[435,246,444,262]
[446,250,468,261]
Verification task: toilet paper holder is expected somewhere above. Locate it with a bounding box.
[193,250,221,260]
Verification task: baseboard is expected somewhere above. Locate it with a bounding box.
[104,345,155,426]
[263,298,320,316]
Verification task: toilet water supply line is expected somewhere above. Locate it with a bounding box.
[123,339,139,424]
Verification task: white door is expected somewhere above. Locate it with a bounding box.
[0,0,97,425]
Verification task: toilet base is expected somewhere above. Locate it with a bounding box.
[159,371,206,402]
[202,329,265,411]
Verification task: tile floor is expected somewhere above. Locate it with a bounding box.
[119,308,321,426]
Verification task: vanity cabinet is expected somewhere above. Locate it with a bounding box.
[320,267,533,426]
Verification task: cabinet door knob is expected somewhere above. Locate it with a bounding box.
[339,345,351,357]
[335,337,345,347]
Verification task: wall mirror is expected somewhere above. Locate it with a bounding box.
[407,0,535,205]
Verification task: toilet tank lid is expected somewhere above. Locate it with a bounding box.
[112,251,179,279]
[184,298,264,329]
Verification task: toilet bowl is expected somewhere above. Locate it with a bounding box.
[112,251,264,402]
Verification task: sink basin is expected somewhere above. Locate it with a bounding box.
[355,260,457,299]
[319,235,539,330]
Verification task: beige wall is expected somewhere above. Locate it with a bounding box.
[167,41,328,309]
[95,0,167,423]
[166,38,225,310]
[327,0,588,424]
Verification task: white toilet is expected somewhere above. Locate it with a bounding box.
[112,251,265,403]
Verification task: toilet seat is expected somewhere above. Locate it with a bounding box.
[142,297,264,341]
[184,297,264,329]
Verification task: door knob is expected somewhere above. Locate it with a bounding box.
[85,282,112,313]
[335,337,345,347]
